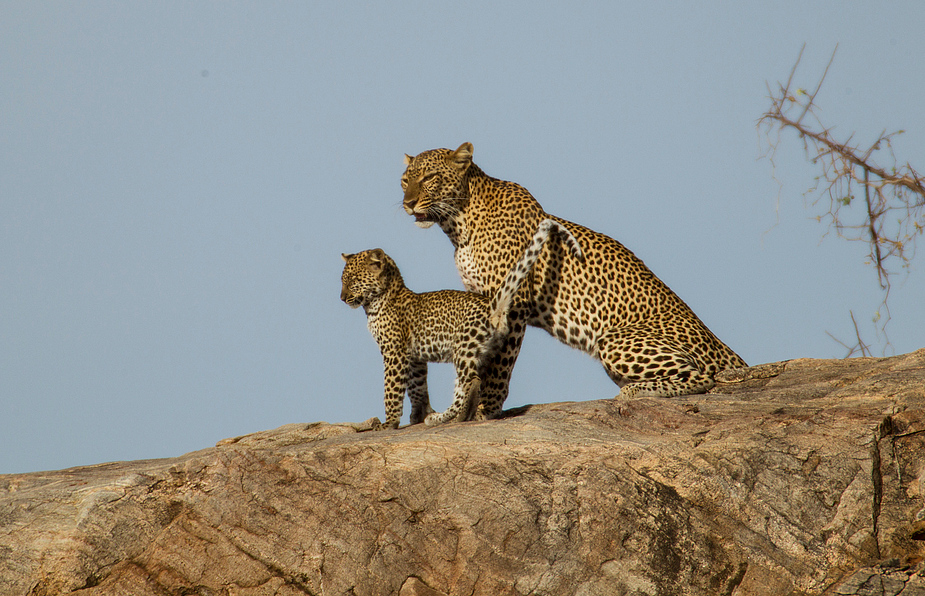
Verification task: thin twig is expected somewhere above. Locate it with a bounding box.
[758,47,925,356]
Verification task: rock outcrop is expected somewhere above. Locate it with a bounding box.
[2,350,925,596]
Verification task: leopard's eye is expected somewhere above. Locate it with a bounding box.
[421,172,438,184]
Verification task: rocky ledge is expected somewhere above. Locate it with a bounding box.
[2,350,924,595]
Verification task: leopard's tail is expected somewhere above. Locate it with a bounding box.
[488,218,582,335]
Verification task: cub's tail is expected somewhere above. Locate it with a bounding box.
[488,219,582,334]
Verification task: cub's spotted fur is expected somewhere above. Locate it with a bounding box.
[341,219,581,429]
[401,142,746,415]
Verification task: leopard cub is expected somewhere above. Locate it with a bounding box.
[341,219,581,429]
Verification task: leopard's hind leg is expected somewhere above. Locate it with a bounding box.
[456,376,482,423]
[596,325,715,398]
[406,361,435,424]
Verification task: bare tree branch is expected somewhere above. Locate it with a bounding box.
[759,45,925,355]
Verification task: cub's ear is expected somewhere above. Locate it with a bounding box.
[450,142,473,170]
[366,249,386,274]
[341,253,353,262]
[404,154,413,166]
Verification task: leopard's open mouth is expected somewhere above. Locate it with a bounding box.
[412,211,436,229]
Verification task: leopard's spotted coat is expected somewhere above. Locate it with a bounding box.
[341,219,581,429]
[401,142,746,416]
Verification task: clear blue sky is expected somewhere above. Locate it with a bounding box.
[2,3,923,474]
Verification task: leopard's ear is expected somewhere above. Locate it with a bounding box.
[449,142,473,171]
[403,153,413,166]
[366,249,386,274]
[341,253,353,262]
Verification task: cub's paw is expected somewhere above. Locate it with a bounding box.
[375,418,400,431]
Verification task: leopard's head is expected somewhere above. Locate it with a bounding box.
[340,249,400,308]
[401,142,474,229]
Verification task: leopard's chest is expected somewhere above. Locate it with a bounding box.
[365,311,387,348]
[454,245,485,294]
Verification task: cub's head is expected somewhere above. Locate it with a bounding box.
[401,142,474,229]
[340,249,401,308]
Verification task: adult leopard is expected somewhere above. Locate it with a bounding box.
[401,142,746,417]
